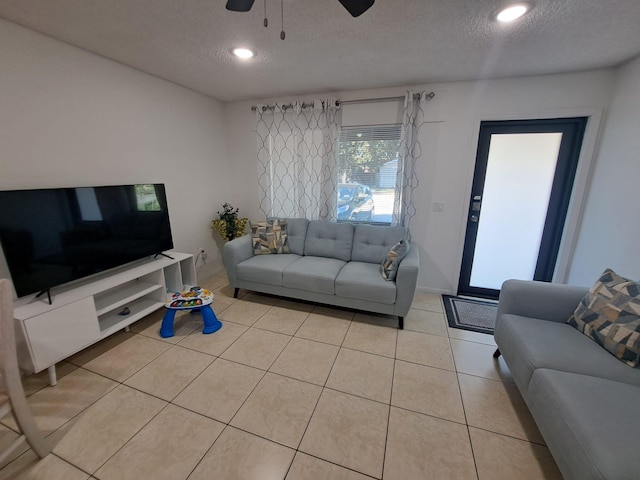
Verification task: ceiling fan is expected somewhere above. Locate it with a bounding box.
[226,0,375,17]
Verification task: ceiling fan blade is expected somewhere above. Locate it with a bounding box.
[338,0,374,17]
[226,0,255,12]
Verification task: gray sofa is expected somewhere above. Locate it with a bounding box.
[222,219,419,329]
[494,279,640,480]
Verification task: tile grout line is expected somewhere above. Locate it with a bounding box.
[466,425,550,448]
[379,330,399,479]
[79,333,176,386]
[183,303,345,480]
[77,335,227,472]
[291,451,381,479]
[51,452,94,478]
[9,311,222,477]
[87,398,177,477]
[466,424,481,480]
[83,331,260,477]
[220,301,302,430]
[6,288,547,479]
[447,333,497,347]
[289,307,360,477]
[182,423,229,480]
[30,360,166,477]
[444,293,482,479]
[456,370,517,385]
[163,344,487,428]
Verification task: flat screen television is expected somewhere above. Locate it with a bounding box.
[0,184,174,298]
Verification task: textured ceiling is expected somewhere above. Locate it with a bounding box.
[1,0,639,102]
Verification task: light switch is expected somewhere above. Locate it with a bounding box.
[433,201,445,212]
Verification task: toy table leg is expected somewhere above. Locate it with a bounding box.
[160,309,177,338]
[200,305,222,334]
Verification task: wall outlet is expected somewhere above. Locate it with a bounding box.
[199,248,207,261]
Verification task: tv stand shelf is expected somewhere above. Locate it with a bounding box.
[13,252,196,386]
[94,281,163,316]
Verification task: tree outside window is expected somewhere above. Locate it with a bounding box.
[135,184,161,211]
[338,125,401,224]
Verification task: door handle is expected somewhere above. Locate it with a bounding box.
[471,195,482,212]
[469,195,481,222]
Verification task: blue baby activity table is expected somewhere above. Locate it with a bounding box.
[160,287,222,338]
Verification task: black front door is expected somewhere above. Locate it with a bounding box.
[458,117,587,299]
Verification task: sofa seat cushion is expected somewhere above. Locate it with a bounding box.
[237,254,302,286]
[282,256,346,295]
[529,369,640,480]
[335,262,397,304]
[495,314,640,390]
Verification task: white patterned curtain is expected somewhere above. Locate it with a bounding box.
[392,91,429,233]
[256,99,342,220]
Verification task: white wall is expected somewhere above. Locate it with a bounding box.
[3,15,625,294]
[0,19,230,283]
[567,55,640,286]
[224,70,615,293]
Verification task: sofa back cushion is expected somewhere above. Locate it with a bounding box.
[304,221,354,262]
[351,224,408,264]
[283,218,309,256]
[267,218,308,255]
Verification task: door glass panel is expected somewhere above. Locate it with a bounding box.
[469,133,562,290]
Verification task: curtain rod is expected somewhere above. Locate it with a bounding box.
[250,91,435,112]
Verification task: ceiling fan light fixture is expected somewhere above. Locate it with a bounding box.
[226,0,255,12]
[496,4,529,22]
[232,47,255,59]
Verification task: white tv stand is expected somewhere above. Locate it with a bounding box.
[13,252,196,386]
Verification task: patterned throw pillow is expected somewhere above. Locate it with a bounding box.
[251,219,290,255]
[567,268,640,367]
[381,239,410,281]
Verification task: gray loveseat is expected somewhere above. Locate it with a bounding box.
[222,219,419,329]
[494,280,640,480]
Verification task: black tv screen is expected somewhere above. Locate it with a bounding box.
[0,184,174,297]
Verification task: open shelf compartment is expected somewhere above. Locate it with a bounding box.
[98,296,165,337]
[13,252,196,377]
[94,279,164,317]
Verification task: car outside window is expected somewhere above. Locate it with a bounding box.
[337,125,401,224]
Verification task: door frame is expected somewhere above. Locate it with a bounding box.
[453,108,604,294]
[457,117,587,299]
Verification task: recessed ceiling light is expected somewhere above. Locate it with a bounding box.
[232,48,255,59]
[496,4,529,22]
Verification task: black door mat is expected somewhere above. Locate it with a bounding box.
[442,295,498,335]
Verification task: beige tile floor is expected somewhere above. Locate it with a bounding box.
[0,274,563,480]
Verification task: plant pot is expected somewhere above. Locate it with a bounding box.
[212,217,248,241]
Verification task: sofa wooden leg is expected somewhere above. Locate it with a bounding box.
[398,316,404,329]
[493,348,501,358]
[233,288,239,299]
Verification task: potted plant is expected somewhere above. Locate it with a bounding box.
[212,203,248,241]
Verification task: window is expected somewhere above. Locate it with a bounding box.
[338,125,401,223]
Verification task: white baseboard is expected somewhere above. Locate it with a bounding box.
[415,285,453,296]
[196,262,221,281]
